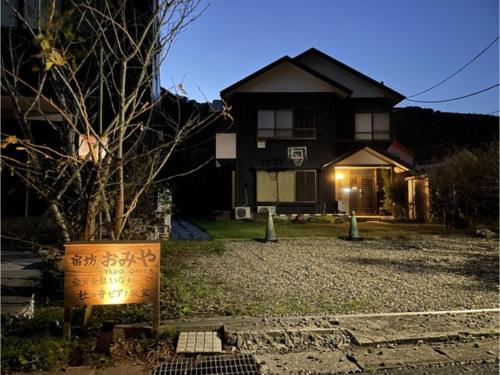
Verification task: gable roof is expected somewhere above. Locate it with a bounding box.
[220,56,353,98]
[322,146,412,171]
[294,48,405,103]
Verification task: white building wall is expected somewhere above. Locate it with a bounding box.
[234,62,344,94]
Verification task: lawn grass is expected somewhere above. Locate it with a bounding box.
[194,218,464,240]
[160,240,226,317]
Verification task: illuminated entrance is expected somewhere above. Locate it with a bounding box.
[325,147,410,215]
[335,167,388,215]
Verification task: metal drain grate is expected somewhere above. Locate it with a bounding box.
[152,354,260,375]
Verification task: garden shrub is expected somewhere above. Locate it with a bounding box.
[382,171,408,220]
[426,143,499,228]
[307,215,334,224]
[1,303,163,372]
[1,335,73,372]
[1,307,73,372]
[2,307,64,337]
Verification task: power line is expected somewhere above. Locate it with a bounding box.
[488,109,499,115]
[407,36,499,98]
[404,83,499,103]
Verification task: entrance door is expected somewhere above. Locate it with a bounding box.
[350,171,377,214]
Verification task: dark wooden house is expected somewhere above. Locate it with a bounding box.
[216,48,412,217]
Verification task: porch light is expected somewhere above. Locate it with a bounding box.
[335,172,345,180]
[342,187,351,193]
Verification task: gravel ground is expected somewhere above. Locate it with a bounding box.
[173,235,499,316]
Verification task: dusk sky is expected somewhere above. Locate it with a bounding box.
[161,0,499,115]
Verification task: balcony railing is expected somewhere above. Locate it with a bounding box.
[257,127,316,139]
[354,131,391,141]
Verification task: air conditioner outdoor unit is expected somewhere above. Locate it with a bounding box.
[234,206,252,220]
[257,206,276,216]
[338,200,349,214]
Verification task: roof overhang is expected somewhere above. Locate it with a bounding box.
[322,146,411,172]
[294,48,406,105]
[220,56,353,98]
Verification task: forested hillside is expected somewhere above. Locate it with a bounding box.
[393,106,498,164]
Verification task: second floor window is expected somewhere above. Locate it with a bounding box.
[355,112,390,140]
[257,109,315,139]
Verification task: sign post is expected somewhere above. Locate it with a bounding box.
[63,241,161,338]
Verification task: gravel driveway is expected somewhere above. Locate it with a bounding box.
[167,235,499,317]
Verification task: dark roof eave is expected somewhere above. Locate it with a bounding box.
[294,48,406,103]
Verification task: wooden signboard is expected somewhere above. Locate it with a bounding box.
[63,241,160,338]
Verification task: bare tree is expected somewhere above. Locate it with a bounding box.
[1,0,228,244]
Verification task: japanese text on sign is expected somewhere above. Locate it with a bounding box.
[64,242,160,306]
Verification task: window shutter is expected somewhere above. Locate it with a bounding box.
[295,171,316,202]
[256,171,277,202]
[256,171,295,202]
[277,171,295,202]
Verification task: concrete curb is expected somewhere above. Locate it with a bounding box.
[116,310,500,374]
[154,309,500,353]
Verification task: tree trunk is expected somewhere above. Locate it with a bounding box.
[83,194,99,241]
[48,203,71,243]
[114,61,127,240]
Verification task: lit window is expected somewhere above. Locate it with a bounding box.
[355,112,390,140]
